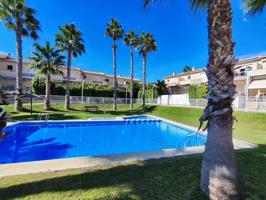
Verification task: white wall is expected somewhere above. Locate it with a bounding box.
[157,94,190,105]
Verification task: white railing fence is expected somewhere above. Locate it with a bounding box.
[157,95,266,113]
[6,95,158,105]
[5,94,266,113]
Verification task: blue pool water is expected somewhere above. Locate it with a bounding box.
[0,116,206,164]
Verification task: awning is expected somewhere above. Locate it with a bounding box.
[248,80,266,89]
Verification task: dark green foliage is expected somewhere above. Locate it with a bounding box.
[183,65,193,72]
[188,84,208,99]
[32,78,137,98]
[138,89,158,99]
[244,0,266,14]
[155,80,168,95]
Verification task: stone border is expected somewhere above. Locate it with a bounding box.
[0,115,256,177]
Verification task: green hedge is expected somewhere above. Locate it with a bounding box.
[32,78,139,98]
[188,84,208,99]
[138,89,159,99]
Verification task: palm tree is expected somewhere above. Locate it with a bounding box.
[139,32,157,110]
[183,65,192,72]
[124,30,140,110]
[0,0,40,111]
[144,0,266,199]
[105,19,124,110]
[30,42,64,110]
[155,80,167,95]
[55,24,85,110]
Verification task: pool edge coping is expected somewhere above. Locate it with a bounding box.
[1,115,256,177]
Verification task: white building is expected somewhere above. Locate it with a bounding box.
[164,55,266,98]
[0,53,140,92]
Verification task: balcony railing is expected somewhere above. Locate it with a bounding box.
[247,68,266,77]
[0,70,36,79]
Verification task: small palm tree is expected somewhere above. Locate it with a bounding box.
[0,0,40,111]
[155,80,167,95]
[30,42,64,110]
[124,30,140,110]
[105,19,124,110]
[144,0,266,199]
[55,24,85,110]
[183,65,192,72]
[139,32,157,110]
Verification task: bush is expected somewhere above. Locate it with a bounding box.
[32,78,135,98]
[138,89,158,99]
[188,84,208,99]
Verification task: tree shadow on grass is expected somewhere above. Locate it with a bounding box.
[11,114,78,121]
[0,145,265,199]
[105,105,157,116]
[0,156,206,200]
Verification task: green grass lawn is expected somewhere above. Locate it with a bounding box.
[0,103,265,200]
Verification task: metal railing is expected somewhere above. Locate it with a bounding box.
[5,95,158,105]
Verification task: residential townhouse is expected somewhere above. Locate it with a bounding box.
[0,54,139,92]
[165,55,266,98]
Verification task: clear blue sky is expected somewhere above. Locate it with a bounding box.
[0,0,265,82]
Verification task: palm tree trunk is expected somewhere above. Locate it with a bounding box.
[130,48,134,110]
[14,19,23,112]
[200,0,239,199]
[112,41,117,111]
[44,73,51,110]
[142,53,147,110]
[65,49,72,110]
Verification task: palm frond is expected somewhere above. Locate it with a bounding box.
[56,23,85,57]
[105,18,124,41]
[143,0,207,12]
[0,0,40,39]
[244,0,266,14]
[189,0,207,12]
[31,41,65,76]
[139,32,157,56]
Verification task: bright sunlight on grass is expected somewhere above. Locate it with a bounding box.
[0,104,265,200]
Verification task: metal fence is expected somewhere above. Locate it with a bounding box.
[6,95,158,105]
[188,97,266,112]
[5,94,266,113]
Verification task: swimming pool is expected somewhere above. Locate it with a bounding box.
[0,116,206,164]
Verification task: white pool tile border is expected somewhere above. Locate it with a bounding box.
[1,115,256,177]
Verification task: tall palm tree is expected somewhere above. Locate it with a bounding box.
[124,30,140,110]
[0,0,40,111]
[139,32,157,110]
[144,0,266,199]
[30,42,64,110]
[105,19,124,110]
[55,24,85,110]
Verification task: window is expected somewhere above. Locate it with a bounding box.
[7,65,13,71]
[240,69,246,76]
[188,75,191,80]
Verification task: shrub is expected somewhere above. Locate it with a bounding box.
[188,84,208,99]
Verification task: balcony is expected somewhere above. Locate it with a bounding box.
[22,72,36,79]
[190,78,208,84]
[0,70,36,79]
[247,68,266,77]
[167,80,179,87]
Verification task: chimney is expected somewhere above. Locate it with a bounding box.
[192,67,195,71]
[172,72,176,76]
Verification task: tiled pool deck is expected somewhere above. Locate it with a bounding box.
[0,115,256,177]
